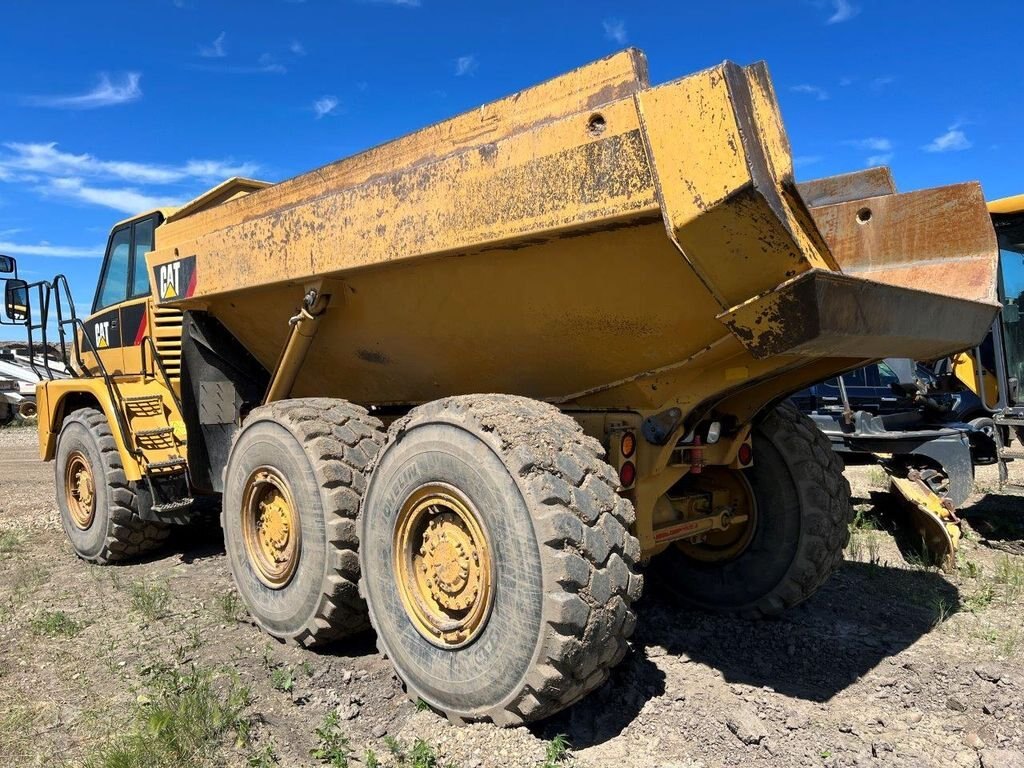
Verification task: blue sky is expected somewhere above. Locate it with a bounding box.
[1,0,1022,314]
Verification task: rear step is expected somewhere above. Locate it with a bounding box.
[146,456,188,471]
[151,498,194,514]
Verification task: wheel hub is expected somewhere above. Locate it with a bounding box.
[395,485,493,648]
[242,469,301,589]
[65,452,96,530]
[675,467,758,563]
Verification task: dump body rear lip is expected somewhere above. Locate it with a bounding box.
[718,268,1000,362]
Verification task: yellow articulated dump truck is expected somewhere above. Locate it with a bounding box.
[0,50,1001,725]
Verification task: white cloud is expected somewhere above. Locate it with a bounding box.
[866,153,893,166]
[181,159,260,179]
[25,73,142,110]
[845,137,893,152]
[290,39,306,56]
[793,155,823,169]
[257,53,287,73]
[454,55,477,76]
[0,240,104,259]
[870,75,895,91]
[790,84,829,101]
[192,53,286,74]
[924,125,972,153]
[199,31,227,58]
[313,96,338,119]
[827,0,860,24]
[366,0,421,6]
[0,143,259,186]
[603,18,627,44]
[41,178,182,215]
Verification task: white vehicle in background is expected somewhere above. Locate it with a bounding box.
[0,343,69,424]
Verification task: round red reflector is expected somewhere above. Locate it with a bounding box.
[620,431,637,459]
[738,443,753,465]
[619,461,636,487]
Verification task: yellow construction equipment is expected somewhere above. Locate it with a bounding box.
[0,50,1001,725]
[947,193,1024,488]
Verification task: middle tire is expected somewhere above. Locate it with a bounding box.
[223,398,385,647]
[360,395,643,725]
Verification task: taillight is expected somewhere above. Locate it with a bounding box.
[737,442,753,466]
[619,461,636,488]
[620,431,636,459]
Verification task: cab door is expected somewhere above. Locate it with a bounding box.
[82,215,160,375]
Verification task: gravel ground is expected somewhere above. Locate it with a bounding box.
[1,424,1022,767]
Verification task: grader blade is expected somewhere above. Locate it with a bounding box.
[888,472,962,572]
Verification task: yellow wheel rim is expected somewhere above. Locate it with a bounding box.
[65,451,96,530]
[393,483,494,648]
[241,467,302,589]
[676,467,758,563]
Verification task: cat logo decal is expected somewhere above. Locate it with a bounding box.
[155,256,197,302]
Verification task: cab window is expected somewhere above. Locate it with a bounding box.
[131,217,155,298]
[92,215,161,313]
[94,227,131,311]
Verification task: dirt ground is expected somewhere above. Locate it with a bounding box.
[1,424,1022,768]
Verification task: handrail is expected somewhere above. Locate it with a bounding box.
[14,273,138,461]
[65,314,139,460]
[139,333,184,415]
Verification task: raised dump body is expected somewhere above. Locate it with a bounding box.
[11,49,1001,728]
[147,50,997,422]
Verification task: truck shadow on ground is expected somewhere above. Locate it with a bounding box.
[537,560,959,749]
[961,493,1024,555]
[160,513,959,748]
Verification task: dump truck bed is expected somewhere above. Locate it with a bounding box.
[146,50,999,418]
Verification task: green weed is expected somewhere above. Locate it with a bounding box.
[0,529,23,554]
[130,579,171,620]
[964,583,996,613]
[30,610,85,638]
[994,556,1024,602]
[540,734,572,767]
[311,710,352,767]
[270,666,295,694]
[83,665,253,767]
[247,740,280,767]
[216,591,244,623]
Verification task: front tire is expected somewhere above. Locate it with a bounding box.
[222,398,384,647]
[657,402,851,618]
[56,408,170,563]
[360,395,642,725]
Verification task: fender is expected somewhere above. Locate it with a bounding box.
[36,377,145,481]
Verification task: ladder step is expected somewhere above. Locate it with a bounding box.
[999,449,1024,460]
[146,456,187,471]
[124,394,163,403]
[151,498,194,514]
[135,426,175,437]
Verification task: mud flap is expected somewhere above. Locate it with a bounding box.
[888,471,961,572]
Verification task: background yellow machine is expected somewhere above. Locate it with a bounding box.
[947,194,1024,487]
[0,50,1001,725]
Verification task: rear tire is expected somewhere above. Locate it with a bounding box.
[222,398,385,647]
[657,402,851,618]
[56,408,170,563]
[0,401,14,426]
[360,395,642,725]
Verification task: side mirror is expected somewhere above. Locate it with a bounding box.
[4,278,29,323]
[0,255,15,275]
